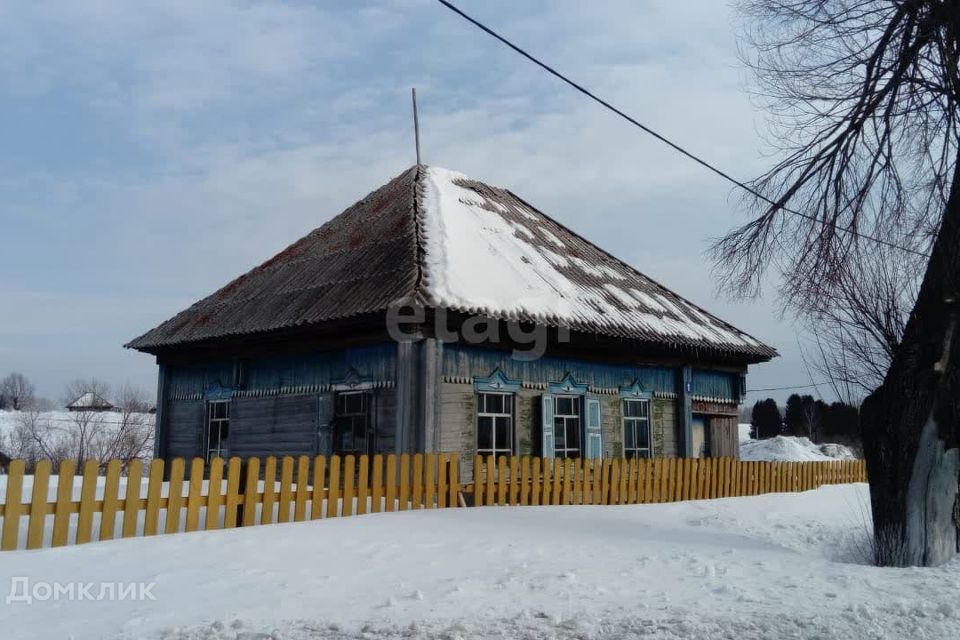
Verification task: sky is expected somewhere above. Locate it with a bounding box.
[0,0,820,405]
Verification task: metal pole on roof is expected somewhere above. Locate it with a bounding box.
[412,87,422,166]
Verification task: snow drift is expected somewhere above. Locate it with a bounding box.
[740,435,857,462]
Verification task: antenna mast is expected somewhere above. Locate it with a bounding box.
[411,87,422,165]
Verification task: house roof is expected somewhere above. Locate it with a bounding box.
[67,392,113,410]
[126,165,777,362]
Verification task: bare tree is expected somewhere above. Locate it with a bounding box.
[6,382,153,472]
[799,237,923,404]
[0,372,36,411]
[96,385,153,470]
[716,1,960,566]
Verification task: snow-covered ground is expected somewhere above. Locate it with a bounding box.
[0,409,155,434]
[0,410,155,442]
[2,483,957,640]
[740,435,857,462]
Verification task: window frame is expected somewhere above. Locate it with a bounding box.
[622,398,652,459]
[553,394,582,459]
[205,399,230,463]
[476,391,515,460]
[333,391,372,456]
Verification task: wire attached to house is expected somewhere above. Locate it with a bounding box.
[745,382,826,393]
[434,0,931,259]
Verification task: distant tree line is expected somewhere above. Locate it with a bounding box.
[749,394,860,447]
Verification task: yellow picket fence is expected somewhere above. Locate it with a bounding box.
[0,454,866,552]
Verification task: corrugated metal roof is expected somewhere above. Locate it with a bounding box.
[126,166,420,351]
[126,165,777,362]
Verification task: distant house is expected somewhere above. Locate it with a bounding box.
[127,166,777,478]
[67,392,114,413]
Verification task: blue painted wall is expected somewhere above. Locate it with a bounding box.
[167,343,397,397]
[442,344,677,395]
[691,369,739,402]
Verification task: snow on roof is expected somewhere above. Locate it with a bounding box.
[420,167,775,356]
[127,165,776,360]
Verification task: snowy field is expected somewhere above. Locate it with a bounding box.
[0,409,155,443]
[2,483,957,640]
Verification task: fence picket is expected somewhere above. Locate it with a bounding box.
[370,455,383,514]
[295,456,311,521]
[473,455,484,507]
[223,457,242,528]
[327,456,341,518]
[486,455,497,507]
[122,459,144,538]
[242,457,260,527]
[530,457,541,506]
[26,460,52,550]
[311,456,326,519]
[52,460,76,547]
[573,458,590,504]
[619,459,630,504]
[510,457,521,506]
[277,457,294,523]
[412,454,424,510]
[437,454,447,509]
[342,456,355,517]
[541,457,552,505]
[1,460,25,551]
[205,458,224,531]
[384,455,397,512]
[552,459,563,506]
[448,456,460,506]
[398,454,410,511]
[185,458,204,533]
[358,454,371,515]
[520,457,530,506]
[609,459,620,505]
[144,459,164,536]
[647,457,658,503]
[261,457,277,525]
[498,456,508,506]
[380,454,385,513]
[424,453,436,509]
[573,458,583,505]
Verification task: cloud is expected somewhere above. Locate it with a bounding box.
[0,0,807,399]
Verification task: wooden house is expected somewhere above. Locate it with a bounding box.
[127,166,776,477]
[66,392,115,413]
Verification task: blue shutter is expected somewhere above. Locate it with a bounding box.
[317,393,335,456]
[541,394,555,458]
[585,396,603,459]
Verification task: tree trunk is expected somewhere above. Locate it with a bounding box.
[861,158,960,567]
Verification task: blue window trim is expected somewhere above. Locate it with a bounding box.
[331,366,377,391]
[203,382,233,402]
[474,368,521,393]
[547,372,589,396]
[619,379,653,400]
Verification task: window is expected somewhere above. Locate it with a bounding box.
[205,400,230,462]
[477,392,513,460]
[553,395,581,459]
[623,399,651,459]
[334,392,370,456]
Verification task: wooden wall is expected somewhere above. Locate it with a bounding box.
[230,395,319,459]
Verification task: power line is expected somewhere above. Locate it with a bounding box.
[434,0,930,259]
[745,383,826,393]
